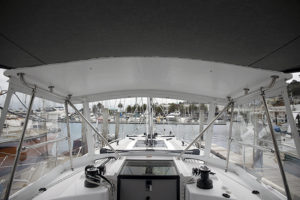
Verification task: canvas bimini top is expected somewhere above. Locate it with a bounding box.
[0,1,300,73]
[4,57,291,104]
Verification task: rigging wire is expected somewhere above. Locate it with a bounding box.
[0,32,46,64]
[248,34,300,67]
[14,92,46,120]
[14,92,29,110]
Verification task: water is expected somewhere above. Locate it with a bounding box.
[56,122,231,152]
[55,122,299,177]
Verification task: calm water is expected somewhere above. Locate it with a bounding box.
[56,122,232,152]
[55,122,300,177]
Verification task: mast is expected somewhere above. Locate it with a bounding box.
[147,97,154,146]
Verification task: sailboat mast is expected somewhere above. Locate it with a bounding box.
[147,97,154,146]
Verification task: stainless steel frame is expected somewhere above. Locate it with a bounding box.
[0,85,14,134]
[261,90,292,200]
[65,100,74,170]
[66,100,120,158]
[225,102,234,172]
[178,101,233,159]
[4,87,36,200]
[147,97,154,146]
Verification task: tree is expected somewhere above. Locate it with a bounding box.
[189,104,198,115]
[118,103,123,109]
[168,103,178,113]
[142,104,147,113]
[178,104,185,116]
[215,106,219,114]
[137,105,141,113]
[92,104,98,115]
[126,105,132,113]
[199,103,208,113]
[132,104,139,113]
[97,102,102,110]
[154,104,163,116]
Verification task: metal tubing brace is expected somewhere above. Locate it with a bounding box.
[178,101,233,159]
[225,102,234,172]
[0,86,14,134]
[261,91,292,200]
[4,87,36,200]
[65,100,74,170]
[66,100,120,158]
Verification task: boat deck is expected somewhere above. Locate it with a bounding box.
[210,143,300,199]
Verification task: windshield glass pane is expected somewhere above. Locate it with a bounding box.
[0,94,87,198]
[87,98,208,153]
[209,93,299,198]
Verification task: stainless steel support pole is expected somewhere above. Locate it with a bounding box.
[178,101,232,159]
[225,102,234,172]
[66,100,120,158]
[55,142,58,166]
[282,86,300,157]
[64,101,74,170]
[0,86,14,135]
[4,88,36,200]
[261,91,292,200]
[147,97,154,146]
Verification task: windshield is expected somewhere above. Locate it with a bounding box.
[0,95,299,198]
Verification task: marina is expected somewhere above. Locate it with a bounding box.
[0,1,300,200]
[0,60,299,200]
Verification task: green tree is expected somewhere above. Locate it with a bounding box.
[199,103,208,113]
[92,104,98,115]
[189,104,198,115]
[168,103,178,113]
[118,103,123,110]
[137,105,141,113]
[126,105,132,113]
[142,104,147,113]
[178,104,185,116]
[154,104,163,116]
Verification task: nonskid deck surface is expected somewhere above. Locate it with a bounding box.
[97,135,195,152]
[32,153,264,200]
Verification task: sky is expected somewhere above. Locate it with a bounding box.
[286,72,300,83]
[0,69,299,110]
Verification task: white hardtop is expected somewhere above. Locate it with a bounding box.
[4,57,291,104]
